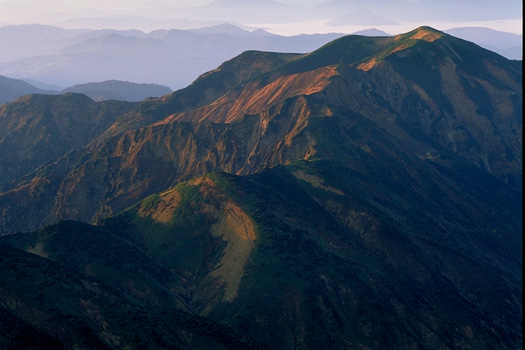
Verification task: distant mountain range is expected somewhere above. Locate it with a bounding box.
[0,75,54,104]
[61,80,172,102]
[0,24,520,93]
[0,24,345,90]
[444,27,522,61]
[0,77,172,104]
[0,27,521,349]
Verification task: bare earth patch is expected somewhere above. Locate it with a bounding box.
[137,189,181,223]
[210,199,256,302]
[293,169,344,195]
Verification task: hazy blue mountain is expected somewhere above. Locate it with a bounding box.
[56,16,227,32]
[0,24,88,62]
[1,24,520,92]
[352,28,391,36]
[0,27,521,350]
[445,27,523,60]
[1,76,172,104]
[0,24,344,90]
[61,80,173,102]
[0,75,56,104]
[190,23,275,37]
[21,78,63,91]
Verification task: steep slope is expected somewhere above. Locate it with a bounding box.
[0,241,264,349]
[1,160,521,349]
[0,26,521,232]
[348,27,522,187]
[106,50,305,134]
[0,93,137,186]
[0,26,521,350]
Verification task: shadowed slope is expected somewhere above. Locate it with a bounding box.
[2,155,521,349]
[0,93,137,185]
[0,26,521,349]
[0,224,266,350]
[0,26,521,245]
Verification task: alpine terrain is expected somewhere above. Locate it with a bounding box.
[0,27,521,350]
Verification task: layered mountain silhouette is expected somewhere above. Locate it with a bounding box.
[1,24,520,92]
[0,27,521,349]
[61,80,172,102]
[0,75,55,104]
[0,76,173,104]
[0,24,344,90]
[444,27,523,60]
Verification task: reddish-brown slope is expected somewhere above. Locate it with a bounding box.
[157,66,338,124]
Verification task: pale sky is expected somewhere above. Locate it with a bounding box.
[0,0,522,35]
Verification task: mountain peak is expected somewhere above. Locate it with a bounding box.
[397,26,444,42]
[0,26,521,350]
[357,26,444,71]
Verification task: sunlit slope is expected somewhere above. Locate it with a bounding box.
[0,26,521,247]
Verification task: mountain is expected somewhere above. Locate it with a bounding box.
[0,239,263,349]
[0,165,521,349]
[0,24,88,63]
[444,27,523,60]
[190,23,274,37]
[0,75,56,104]
[61,80,173,102]
[0,24,344,90]
[2,24,519,93]
[0,27,521,349]
[0,93,137,185]
[21,78,63,91]
[1,76,171,105]
[352,28,391,36]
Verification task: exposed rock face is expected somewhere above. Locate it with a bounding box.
[0,27,521,349]
[2,27,519,234]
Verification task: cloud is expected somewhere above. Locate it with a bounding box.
[327,9,398,27]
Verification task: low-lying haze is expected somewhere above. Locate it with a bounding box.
[1,0,521,92]
[1,0,522,35]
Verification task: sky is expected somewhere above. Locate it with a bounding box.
[0,0,522,35]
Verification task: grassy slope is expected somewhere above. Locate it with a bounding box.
[0,27,521,349]
[1,150,521,349]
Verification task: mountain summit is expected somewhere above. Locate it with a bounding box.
[0,27,521,349]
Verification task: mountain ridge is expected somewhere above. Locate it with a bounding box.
[0,27,521,349]
[0,93,137,186]
[0,158,520,348]
[0,24,345,90]
[1,23,520,93]
[0,27,520,233]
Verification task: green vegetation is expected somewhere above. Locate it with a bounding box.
[0,27,521,350]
